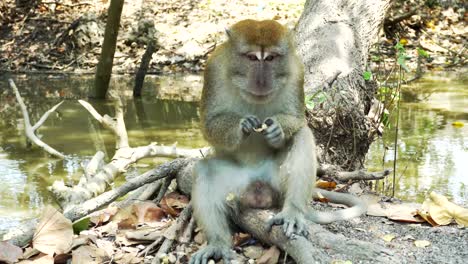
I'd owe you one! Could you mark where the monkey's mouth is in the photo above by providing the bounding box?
[242,89,274,101]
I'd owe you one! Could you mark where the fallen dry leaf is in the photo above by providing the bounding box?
[72,245,107,264]
[381,234,396,242]
[367,202,425,223]
[133,201,166,223]
[33,206,73,255]
[257,245,280,264]
[0,241,23,264]
[18,253,54,264]
[414,240,431,248]
[160,192,189,216]
[233,232,252,247]
[90,206,118,226]
[315,180,337,190]
[117,218,137,230]
[421,192,468,227]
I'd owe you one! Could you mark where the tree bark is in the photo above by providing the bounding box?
[90,0,125,99]
[296,0,391,170]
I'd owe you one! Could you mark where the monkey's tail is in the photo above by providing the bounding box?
[306,189,367,224]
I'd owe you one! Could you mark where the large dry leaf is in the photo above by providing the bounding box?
[257,246,280,264]
[72,245,107,264]
[0,241,23,264]
[366,202,424,223]
[17,253,54,264]
[421,192,468,227]
[33,206,73,255]
[133,201,166,223]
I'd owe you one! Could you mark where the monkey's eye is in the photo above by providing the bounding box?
[264,55,275,61]
[246,54,259,61]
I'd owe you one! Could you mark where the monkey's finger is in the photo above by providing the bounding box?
[283,221,296,238]
[246,116,261,128]
[266,217,283,230]
[201,254,208,264]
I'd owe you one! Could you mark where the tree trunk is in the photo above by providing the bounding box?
[295,0,391,170]
[133,40,158,97]
[90,0,125,99]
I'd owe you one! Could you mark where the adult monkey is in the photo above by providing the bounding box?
[190,19,367,264]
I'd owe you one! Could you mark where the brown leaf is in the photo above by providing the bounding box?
[90,206,118,226]
[71,245,107,264]
[315,180,337,190]
[422,192,468,227]
[257,246,280,264]
[18,253,54,264]
[0,241,23,264]
[163,192,189,209]
[33,206,73,255]
[133,201,166,223]
[233,232,252,247]
[117,218,137,230]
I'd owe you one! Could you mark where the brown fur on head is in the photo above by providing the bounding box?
[227,19,289,47]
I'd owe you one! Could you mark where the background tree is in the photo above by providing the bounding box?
[296,0,390,170]
[91,0,125,99]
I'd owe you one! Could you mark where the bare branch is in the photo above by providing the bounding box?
[31,101,64,131]
[9,79,65,159]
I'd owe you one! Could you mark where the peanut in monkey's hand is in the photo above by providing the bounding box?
[253,123,268,132]
[241,115,262,135]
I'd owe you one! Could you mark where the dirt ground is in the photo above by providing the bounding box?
[0,0,465,75]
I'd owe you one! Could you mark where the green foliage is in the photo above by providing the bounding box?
[395,42,410,72]
[73,217,91,234]
[417,47,429,58]
[363,71,372,81]
[305,91,327,110]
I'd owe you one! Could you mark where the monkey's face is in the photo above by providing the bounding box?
[226,20,293,104]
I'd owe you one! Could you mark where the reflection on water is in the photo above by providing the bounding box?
[0,72,466,236]
[0,74,205,236]
[366,72,468,204]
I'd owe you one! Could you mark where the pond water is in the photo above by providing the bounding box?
[0,72,467,237]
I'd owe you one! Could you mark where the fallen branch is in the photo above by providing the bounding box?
[152,204,193,264]
[50,99,208,208]
[5,158,191,248]
[9,79,65,158]
[238,210,399,263]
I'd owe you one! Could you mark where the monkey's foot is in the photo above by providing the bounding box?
[189,245,234,264]
[266,211,309,238]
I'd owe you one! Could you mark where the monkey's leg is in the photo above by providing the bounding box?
[267,126,317,238]
[190,159,240,264]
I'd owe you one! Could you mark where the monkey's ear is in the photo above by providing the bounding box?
[225,28,232,39]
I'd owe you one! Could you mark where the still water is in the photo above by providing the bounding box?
[0,72,467,236]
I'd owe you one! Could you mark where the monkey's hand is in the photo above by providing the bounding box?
[189,245,234,264]
[266,209,309,239]
[240,115,262,135]
[262,117,285,148]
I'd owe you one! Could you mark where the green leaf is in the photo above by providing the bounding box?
[73,217,91,234]
[363,71,372,81]
[417,48,429,58]
[306,101,315,110]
